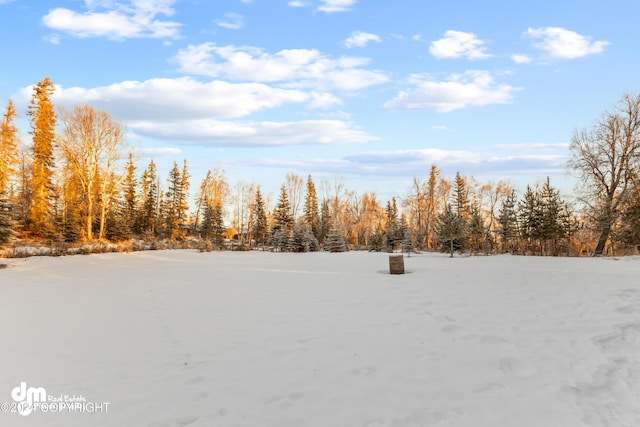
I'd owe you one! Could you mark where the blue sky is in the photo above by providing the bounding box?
[1,0,638,200]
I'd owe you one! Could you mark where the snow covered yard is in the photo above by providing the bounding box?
[0,251,639,427]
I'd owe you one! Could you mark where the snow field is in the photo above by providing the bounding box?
[0,251,639,427]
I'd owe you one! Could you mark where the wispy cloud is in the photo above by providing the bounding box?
[216,12,244,30]
[241,145,568,180]
[384,70,520,112]
[318,0,356,13]
[344,31,381,48]
[287,1,309,7]
[429,30,492,60]
[41,0,181,41]
[511,54,532,64]
[129,119,377,147]
[526,27,609,59]
[174,43,389,91]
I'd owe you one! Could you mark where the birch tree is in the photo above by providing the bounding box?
[57,105,125,240]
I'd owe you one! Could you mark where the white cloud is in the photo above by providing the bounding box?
[384,70,520,112]
[318,0,356,13]
[429,30,492,60]
[526,27,609,59]
[216,12,244,30]
[174,43,389,91]
[41,0,181,40]
[18,78,370,148]
[129,119,377,146]
[344,31,381,48]
[286,0,354,12]
[34,77,312,120]
[511,54,532,64]
[288,1,309,7]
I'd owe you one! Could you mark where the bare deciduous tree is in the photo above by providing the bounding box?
[57,105,125,241]
[569,93,640,255]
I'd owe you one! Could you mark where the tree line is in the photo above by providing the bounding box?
[1,78,639,256]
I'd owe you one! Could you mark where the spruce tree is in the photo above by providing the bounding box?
[27,77,57,237]
[518,185,543,254]
[324,227,347,252]
[252,188,268,248]
[318,199,330,244]
[384,197,400,251]
[139,160,158,236]
[539,177,565,254]
[123,153,138,234]
[164,161,184,240]
[202,200,225,248]
[272,185,293,237]
[0,190,15,248]
[400,215,414,255]
[304,175,319,238]
[496,190,519,253]
[436,204,463,257]
[0,100,19,194]
[451,171,470,251]
[468,203,486,254]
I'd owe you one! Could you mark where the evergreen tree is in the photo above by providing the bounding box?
[123,153,138,234]
[27,77,57,237]
[0,190,15,248]
[318,199,330,244]
[163,161,185,240]
[251,188,268,248]
[468,202,486,254]
[139,160,158,236]
[105,195,131,242]
[367,232,384,252]
[384,197,400,251]
[539,177,565,254]
[272,184,293,235]
[324,227,347,252]
[452,172,470,222]
[518,185,543,254]
[201,200,225,248]
[496,189,519,253]
[400,215,414,255]
[436,204,463,257]
[0,100,19,194]
[451,171,470,251]
[304,175,319,238]
[61,204,82,243]
[286,224,320,253]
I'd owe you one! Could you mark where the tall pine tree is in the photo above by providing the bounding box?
[139,160,158,236]
[304,175,319,238]
[252,188,268,248]
[0,100,19,195]
[28,77,57,237]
